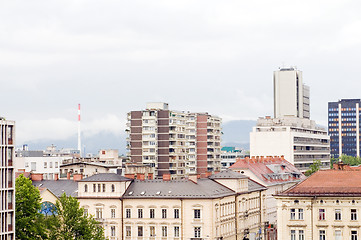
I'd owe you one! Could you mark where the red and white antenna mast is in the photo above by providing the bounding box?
[78,104,82,157]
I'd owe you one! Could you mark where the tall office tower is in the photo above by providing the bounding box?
[126,103,222,179]
[274,67,310,119]
[328,99,361,158]
[0,118,15,239]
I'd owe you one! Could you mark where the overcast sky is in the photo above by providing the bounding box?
[2,0,361,145]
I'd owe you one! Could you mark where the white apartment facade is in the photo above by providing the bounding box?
[0,118,15,239]
[250,116,330,171]
[127,103,222,179]
[15,156,64,180]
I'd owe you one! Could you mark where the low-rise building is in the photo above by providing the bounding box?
[76,170,267,240]
[230,156,305,239]
[275,169,361,240]
[60,162,120,179]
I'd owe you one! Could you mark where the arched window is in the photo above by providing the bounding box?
[111,184,115,192]
[84,184,88,192]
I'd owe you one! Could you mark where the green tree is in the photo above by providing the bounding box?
[15,174,47,240]
[305,159,322,176]
[47,193,105,240]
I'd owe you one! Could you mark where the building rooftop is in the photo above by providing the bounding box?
[32,180,78,197]
[209,169,248,179]
[123,178,235,199]
[277,170,361,197]
[80,173,131,182]
[230,156,305,186]
[61,162,121,168]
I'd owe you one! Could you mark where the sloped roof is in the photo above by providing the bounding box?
[230,157,304,186]
[277,170,361,197]
[32,180,78,197]
[123,178,235,199]
[80,173,131,182]
[209,169,248,179]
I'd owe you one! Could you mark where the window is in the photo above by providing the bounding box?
[84,184,88,192]
[138,226,143,237]
[319,230,325,240]
[352,230,358,240]
[150,226,155,237]
[194,227,201,238]
[84,208,88,216]
[98,184,101,192]
[335,209,341,220]
[162,226,167,237]
[335,230,341,240]
[290,230,296,240]
[55,162,58,168]
[290,209,296,220]
[298,230,304,240]
[138,209,143,218]
[102,184,106,192]
[111,226,116,237]
[93,184,96,192]
[194,209,201,219]
[319,209,325,220]
[174,208,180,219]
[31,162,36,171]
[96,208,102,219]
[126,209,131,218]
[174,226,180,237]
[111,184,115,192]
[49,162,53,168]
[351,209,357,220]
[25,162,29,168]
[162,209,167,218]
[126,226,131,237]
[44,162,47,168]
[298,209,304,220]
[150,209,155,219]
[111,208,116,218]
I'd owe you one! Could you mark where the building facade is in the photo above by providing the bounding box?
[220,147,248,169]
[0,118,15,239]
[276,169,361,240]
[328,99,361,158]
[126,103,222,178]
[274,67,310,119]
[230,156,305,237]
[250,116,330,171]
[75,171,267,240]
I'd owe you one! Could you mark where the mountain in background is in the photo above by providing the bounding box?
[22,120,256,154]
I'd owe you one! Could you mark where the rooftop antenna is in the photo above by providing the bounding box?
[78,104,82,157]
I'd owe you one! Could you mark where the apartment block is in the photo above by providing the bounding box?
[0,118,15,239]
[126,103,222,178]
[274,67,310,119]
[250,116,330,171]
[328,99,361,158]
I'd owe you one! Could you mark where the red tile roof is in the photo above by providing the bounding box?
[230,156,304,185]
[278,170,361,196]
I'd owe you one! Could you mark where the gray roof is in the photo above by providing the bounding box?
[32,180,78,197]
[248,179,267,192]
[209,169,249,179]
[123,178,235,199]
[80,173,131,182]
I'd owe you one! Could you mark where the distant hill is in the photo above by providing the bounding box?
[23,120,256,154]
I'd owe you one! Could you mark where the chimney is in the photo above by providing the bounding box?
[188,174,198,183]
[67,172,71,180]
[205,171,212,178]
[54,173,59,181]
[31,173,43,181]
[73,173,83,181]
[163,174,171,181]
[125,174,135,179]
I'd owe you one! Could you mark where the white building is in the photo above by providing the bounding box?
[250,116,330,171]
[274,67,310,119]
[220,147,248,169]
[0,118,15,239]
[15,156,65,180]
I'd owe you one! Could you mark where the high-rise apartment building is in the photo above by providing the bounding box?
[274,67,310,119]
[0,118,15,239]
[328,99,361,158]
[126,103,222,178]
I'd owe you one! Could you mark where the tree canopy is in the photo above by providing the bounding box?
[304,159,321,176]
